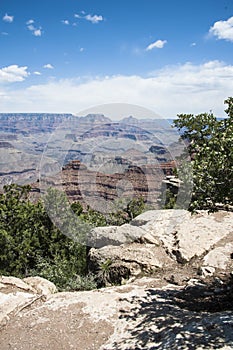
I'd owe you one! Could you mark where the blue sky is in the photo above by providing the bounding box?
[0,0,233,117]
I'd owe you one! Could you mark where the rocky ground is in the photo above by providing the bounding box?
[0,209,233,349]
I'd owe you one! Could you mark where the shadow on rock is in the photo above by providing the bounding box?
[113,279,233,349]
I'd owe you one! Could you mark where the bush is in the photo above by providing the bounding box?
[0,185,146,290]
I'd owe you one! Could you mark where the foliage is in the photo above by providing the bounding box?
[96,259,113,287]
[106,196,146,225]
[173,97,233,211]
[0,184,146,289]
[33,256,97,291]
[0,184,87,289]
[71,196,146,226]
[125,196,146,220]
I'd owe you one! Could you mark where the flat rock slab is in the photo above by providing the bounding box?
[131,210,233,263]
[0,277,232,350]
[0,276,57,327]
[0,291,40,327]
[174,211,233,262]
[87,224,146,248]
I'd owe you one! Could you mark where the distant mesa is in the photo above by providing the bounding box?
[80,122,152,141]
[119,116,139,124]
[78,114,112,124]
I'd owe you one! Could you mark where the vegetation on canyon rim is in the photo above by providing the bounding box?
[172,96,233,212]
[0,184,145,290]
[0,97,232,290]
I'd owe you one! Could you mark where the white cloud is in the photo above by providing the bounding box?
[146,40,167,51]
[62,20,69,25]
[33,29,42,37]
[191,42,196,46]
[0,65,29,83]
[1,61,233,117]
[3,14,14,23]
[80,47,84,52]
[209,16,233,42]
[43,64,54,69]
[26,19,42,36]
[85,14,103,24]
[33,71,41,75]
[26,19,34,25]
[27,24,35,31]
[74,13,104,24]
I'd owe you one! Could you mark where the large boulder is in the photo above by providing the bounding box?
[171,211,233,262]
[131,209,190,257]
[132,210,233,263]
[88,243,174,285]
[88,210,233,284]
[201,242,233,277]
[87,224,147,248]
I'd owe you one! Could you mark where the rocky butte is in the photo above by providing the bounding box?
[0,209,232,349]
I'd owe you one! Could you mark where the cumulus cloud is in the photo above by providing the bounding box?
[0,65,29,83]
[85,14,103,24]
[209,16,233,42]
[146,40,167,50]
[43,64,54,69]
[62,20,69,25]
[33,71,41,75]
[0,61,232,117]
[26,19,42,36]
[3,14,14,23]
[26,19,34,25]
[33,29,42,36]
[74,13,104,24]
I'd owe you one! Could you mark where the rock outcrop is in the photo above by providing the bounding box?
[0,276,232,350]
[0,276,57,328]
[88,210,233,284]
[0,209,233,349]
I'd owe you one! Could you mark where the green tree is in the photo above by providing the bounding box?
[173,97,233,211]
[0,185,147,289]
[0,184,87,289]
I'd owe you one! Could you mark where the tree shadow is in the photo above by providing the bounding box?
[113,280,233,349]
